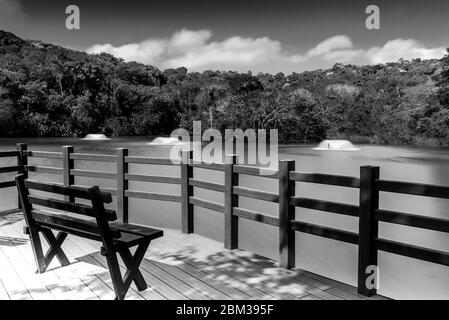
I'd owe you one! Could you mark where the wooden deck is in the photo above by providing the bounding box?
[0,210,387,300]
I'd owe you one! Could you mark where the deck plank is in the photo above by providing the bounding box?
[145,236,276,299]
[0,217,53,300]
[65,236,145,300]
[0,278,10,300]
[70,235,173,300]
[147,260,232,300]
[56,237,109,300]
[208,253,307,299]
[0,244,33,300]
[140,260,212,300]
[0,211,387,300]
[150,255,257,300]
[2,212,84,299]
[1,213,79,300]
[233,249,384,300]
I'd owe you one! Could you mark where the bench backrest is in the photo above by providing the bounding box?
[15,174,120,243]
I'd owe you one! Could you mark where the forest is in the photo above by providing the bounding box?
[1,30,449,145]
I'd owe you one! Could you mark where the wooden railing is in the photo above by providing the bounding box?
[1,143,449,297]
[0,145,24,208]
[0,151,21,188]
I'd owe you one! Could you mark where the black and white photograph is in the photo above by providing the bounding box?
[0,0,449,307]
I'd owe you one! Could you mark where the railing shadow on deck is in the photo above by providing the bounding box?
[0,236,29,247]
[76,245,343,299]
[0,209,26,228]
[0,210,30,246]
[150,247,311,297]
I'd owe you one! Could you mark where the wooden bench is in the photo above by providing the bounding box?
[15,174,163,300]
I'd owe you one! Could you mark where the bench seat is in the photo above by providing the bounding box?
[32,210,163,244]
[110,221,163,239]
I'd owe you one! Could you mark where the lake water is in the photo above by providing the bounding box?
[1,137,449,299]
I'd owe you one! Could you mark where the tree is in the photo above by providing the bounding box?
[436,49,449,107]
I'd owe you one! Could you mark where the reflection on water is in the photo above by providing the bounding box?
[1,137,449,299]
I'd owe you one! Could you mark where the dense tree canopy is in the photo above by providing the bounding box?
[1,30,449,145]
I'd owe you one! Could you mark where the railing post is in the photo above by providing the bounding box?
[16,143,28,209]
[117,148,129,223]
[181,150,193,233]
[279,160,296,269]
[358,165,380,296]
[62,146,74,202]
[224,154,238,249]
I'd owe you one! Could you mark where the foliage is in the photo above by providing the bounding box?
[1,30,449,145]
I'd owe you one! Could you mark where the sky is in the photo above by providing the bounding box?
[0,0,448,73]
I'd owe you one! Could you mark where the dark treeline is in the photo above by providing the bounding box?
[1,30,449,145]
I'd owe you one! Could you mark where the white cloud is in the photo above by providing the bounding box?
[304,35,366,63]
[164,35,286,70]
[88,40,167,65]
[307,35,353,57]
[323,49,365,63]
[87,29,297,72]
[168,29,212,54]
[86,29,446,73]
[365,39,446,64]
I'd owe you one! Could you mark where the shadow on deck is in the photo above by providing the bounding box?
[0,209,387,300]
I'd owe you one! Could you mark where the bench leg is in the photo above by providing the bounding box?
[27,227,47,273]
[105,239,151,300]
[119,240,150,292]
[26,227,69,274]
[41,228,70,267]
[104,249,126,300]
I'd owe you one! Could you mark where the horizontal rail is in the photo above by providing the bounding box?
[375,209,449,233]
[96,187,117,196]
[189,161,225,172]
[189,196,225,213]
[125,173,180,184]
[70,169,116,179]
[0,181,15,188]
[376,238,449,267]
[290,197,359,217]
[0,166,20,173]
[376,179,449,199]
[289,172,360,188]
[70,184,117,197]
[125,156,176,166]
[26,165,63,175]
[189,178,225,192]
[125,190,181,203]
[233,207,279,226]
[290,220,359,244]
[70,153,117,162]
[233,165,278,179]
[0,151,19,158]
[233,186,279,203]
[26,151,62,159]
